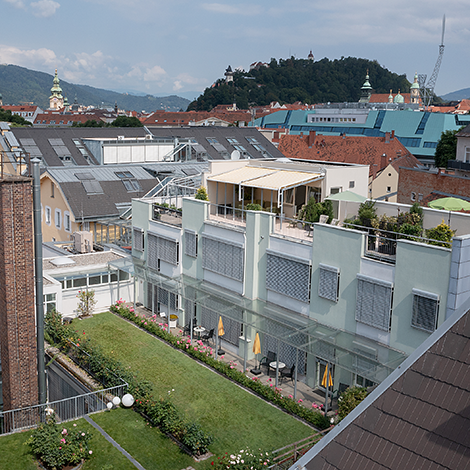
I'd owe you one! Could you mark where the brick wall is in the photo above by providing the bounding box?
[0,177,38,411]
[397,167,470,205]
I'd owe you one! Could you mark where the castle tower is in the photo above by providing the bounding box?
[359,71,373,103]
[49,69,64,110]
[0,176,38,416]
[388,89,394,103]
[410,72,420,104]
[308,50,314,61]
[224,65,234,84]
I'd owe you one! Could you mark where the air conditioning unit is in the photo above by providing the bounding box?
[73,231,93,253]
[145,135,152,140]
[117,135,125,141]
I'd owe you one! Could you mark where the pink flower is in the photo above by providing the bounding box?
[269,383,273,387]
[177,341,180,345]
[89,450,93,455]
[288,395,293,399]
[81,432,85,436]
[313,403,318,408]
[144,322,147,325]
[73,424,77,427]
[298,399,303,403]
[61,428,67,435]
[60,438,66,443]
[59,447,62,450]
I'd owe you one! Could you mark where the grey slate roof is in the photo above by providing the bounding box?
[295,300,470,470]
[46,162,207,220]
[10,127,149,167]
[146,126,283,160]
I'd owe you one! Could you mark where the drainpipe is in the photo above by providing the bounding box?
[32,158,47,405]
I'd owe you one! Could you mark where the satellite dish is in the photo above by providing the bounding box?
[231,150,240,160]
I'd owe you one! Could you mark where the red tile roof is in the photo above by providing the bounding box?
[279,131,420,176]
[141,110,255,126]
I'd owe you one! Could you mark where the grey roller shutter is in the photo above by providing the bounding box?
[411,288,439,333]
[266,250,311,303]
[133,227,144,252]
[355,274,393,331]
[318,264,339,302]
[184,229,197,258]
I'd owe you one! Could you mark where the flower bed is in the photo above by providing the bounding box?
[27,415,92,470]
[111,303,330,431]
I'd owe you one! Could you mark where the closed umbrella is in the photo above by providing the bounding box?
[250,332,262,375]
[217,316,225,355]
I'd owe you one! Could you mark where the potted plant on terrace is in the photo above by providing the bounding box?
[169,314,178,328]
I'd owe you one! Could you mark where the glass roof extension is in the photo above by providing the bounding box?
[133,259,408,384]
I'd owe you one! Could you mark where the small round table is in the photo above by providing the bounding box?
[193,326,205,339]
[270,361,285,370]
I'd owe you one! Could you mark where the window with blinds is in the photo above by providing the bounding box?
[318,264,339,302]
[147,232,179,268]
[411,289,439,333]
[266,250,311,303]
[133,227,144,251]
[201,234,244,281]
[355,274,393,332]
[184,229,198,258]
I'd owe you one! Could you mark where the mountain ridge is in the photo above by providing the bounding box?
[0,64,190,112]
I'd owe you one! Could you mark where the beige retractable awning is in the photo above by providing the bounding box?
[207,166,323,191]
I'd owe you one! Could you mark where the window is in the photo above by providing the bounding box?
[349,181,355,189]
[266,250,311,303]
[330,187,341,195]
[466,147,470,163]
[45,206,51,225]
[202,233,244,281]
[55,209,61,229]
[318,264,339,302]
[147,232,179,268]
[184,229,198,258]
[115,171,134,179]
[43,293,56,313]
[411,289,439,333]
[64,211,71,232]
[115,171,142,192]
[133,227,144,251]
[386,186,392,193]
[51,182,55,198]
[355,274,393,331]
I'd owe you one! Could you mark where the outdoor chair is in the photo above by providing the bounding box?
[280,364,295,383]
[260,351,277,374]
[201,328,214,345]
[183,322,191,336]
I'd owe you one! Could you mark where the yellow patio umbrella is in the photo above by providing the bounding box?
[321,366,333,388]
[250,332,262,375]
[217,316,225,355]
[252,333,261,355]
[218,316,225,337]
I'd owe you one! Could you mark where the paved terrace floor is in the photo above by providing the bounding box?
[132,304,338,418]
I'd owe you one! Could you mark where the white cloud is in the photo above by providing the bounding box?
[143,65,167,82]
[0,45,57,68]
[4,0,26,9]
[173,72,206,91]
[31,0,60,17]
[201,3,262,15]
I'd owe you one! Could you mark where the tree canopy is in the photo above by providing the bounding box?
[187,56,411,111]
[434,129,459,168]
[0,107,32,126]
[72,116,143,128]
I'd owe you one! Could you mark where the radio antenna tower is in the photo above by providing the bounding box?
[418,15,445,110]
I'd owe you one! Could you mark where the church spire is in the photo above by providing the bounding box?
[359,70,373,103]
[49,69,64,110]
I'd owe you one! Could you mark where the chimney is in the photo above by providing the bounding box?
[391,130,395,140]
[381,153,387,169]
[385,132,390,143]
[308,130,316,148]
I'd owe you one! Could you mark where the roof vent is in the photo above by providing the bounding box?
[50,257,76,267]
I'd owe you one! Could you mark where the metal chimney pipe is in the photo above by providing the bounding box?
[32,158,46,405]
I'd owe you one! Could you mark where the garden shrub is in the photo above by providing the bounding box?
[26,414,92,469]
[337,386,368,421]
[425,221,455,247]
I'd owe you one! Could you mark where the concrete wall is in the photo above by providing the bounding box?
[447,234,470,320]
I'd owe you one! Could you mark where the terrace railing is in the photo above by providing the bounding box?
[0,384,127,435]
[207,203,248,227]
[345,223,452,264]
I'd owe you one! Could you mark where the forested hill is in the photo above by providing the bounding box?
[188,57,411,111]
[0,64,190,112]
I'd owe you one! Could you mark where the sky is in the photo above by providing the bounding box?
[1,0,469,100]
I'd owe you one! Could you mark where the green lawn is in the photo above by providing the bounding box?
[78,312,313,456]
[0,417,138,470]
